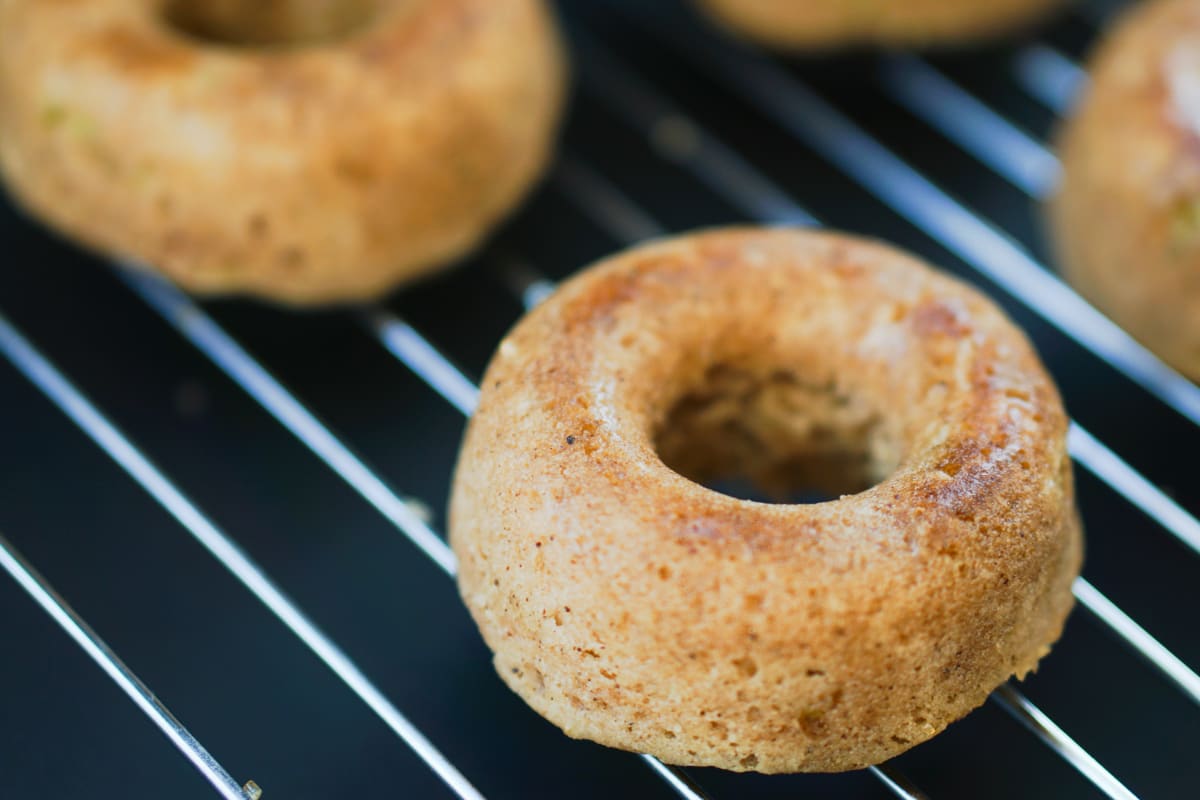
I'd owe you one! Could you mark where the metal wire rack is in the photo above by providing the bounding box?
[2,0,1197,797]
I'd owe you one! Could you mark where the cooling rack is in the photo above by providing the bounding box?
[2,0,1197,797]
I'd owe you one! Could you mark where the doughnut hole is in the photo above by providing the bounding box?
[654,362,903,503]
[163,0,380,47]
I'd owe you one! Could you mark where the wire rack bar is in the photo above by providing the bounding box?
[870,764,932,800]
[558,151,668,238]
[119,267,457,576]
[552,156,664,244]
[499,257,553,309]
[1070,574,1200,706]
[497,253,559,309]
[0,526,253,800]
[1073,577,1200,707]
[639,755,711,800]
[362,307,480,416]
[0,310,486,800]
[992,684,1138,800]
[118,269,706,800]
[886,48,1102,204]
[1011,44,1086,114]
[575,32,817,228]
[574,36,1200,567]
[1067,424,1200,556]
[637,13,1200,430]
[880,55,1061,198]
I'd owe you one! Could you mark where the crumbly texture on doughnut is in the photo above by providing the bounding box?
[450,228,1082,773]
[1051,0,1200,381]
[694,0,1069,49]
[0,0,565,305]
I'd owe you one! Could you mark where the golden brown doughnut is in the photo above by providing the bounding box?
[694,0,1070,49]
[0,0,566,305]
[449,228,1082,773]
[1050,0,1200,381]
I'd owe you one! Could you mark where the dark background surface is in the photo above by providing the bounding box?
[1,0,1195,797]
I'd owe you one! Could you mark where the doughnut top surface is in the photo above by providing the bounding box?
[450,228,1081,773]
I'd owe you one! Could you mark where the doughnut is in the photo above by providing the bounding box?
[0,0,566,305]
[694,0,1069,49]
[1050,0,1200,381]
[450,228,1082,772]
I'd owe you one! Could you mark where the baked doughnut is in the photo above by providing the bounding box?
[694,0,1069,49]
[0,0,565,305]
[1050,0,1200,381]
[450,228,1082,773]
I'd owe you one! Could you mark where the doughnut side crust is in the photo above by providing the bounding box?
[695,0,1069,49]
[0,0,566,304]
[1051,0,1200,381]
[450,228,1082,773]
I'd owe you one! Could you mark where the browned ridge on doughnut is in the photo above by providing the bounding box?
[450,227,1082,773]
[0,0,567,304]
